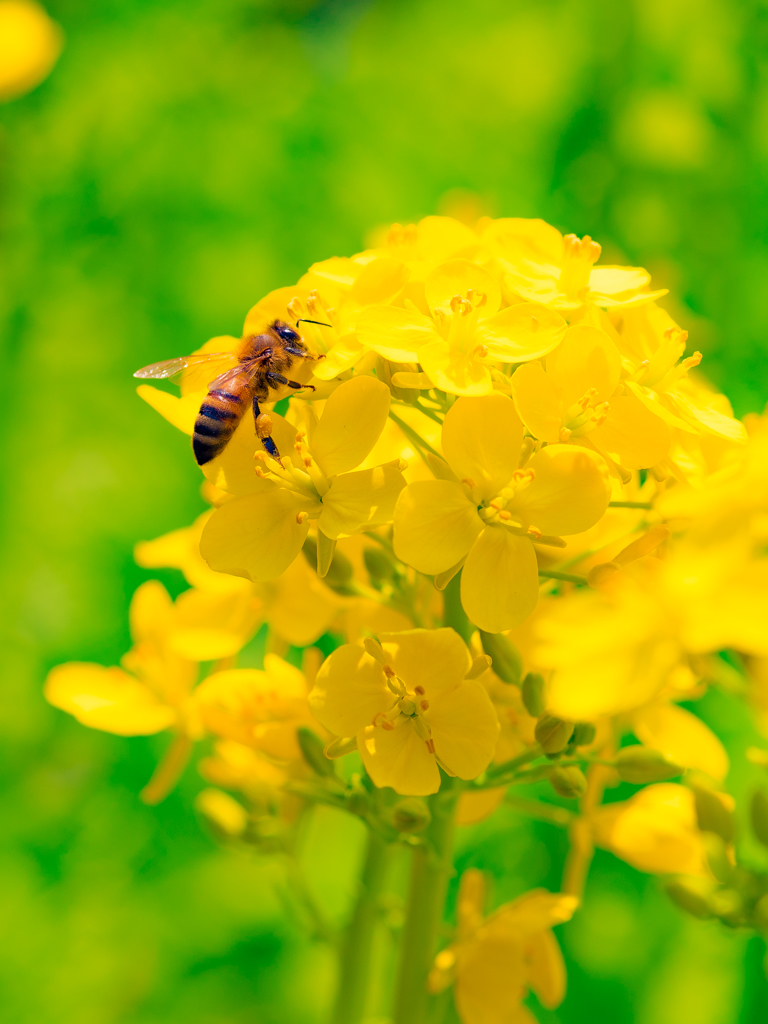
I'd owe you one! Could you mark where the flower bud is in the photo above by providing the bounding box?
[571,722,596,748]
[375,356,421,403]
[702,832,734,884]
[479,631,523,686]
[364,546,396,584]
[391,797,432,833]
[534,714,574,754]
[614,746,682,784]
[195,788,248,840]
[297,727,337,778]
[754,893,768,929]
[549,765,588,799]
[302,536,354,591]
[691,784,735,843]
[708,888,744,927]
[664,877,714,919]
[523,673,547,718]
[750,790,768,848]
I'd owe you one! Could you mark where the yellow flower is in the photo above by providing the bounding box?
[356,258,567,397]
[630,701,728,780]
[429,869,576,1024]
[394,394,610,631]
[482,218,667,311]
[0,1,62,101]
[510,324,671,471]
[194,654,317,762]
[44,581,203,736]
[592,783,710,876]
[199,375,406,582]
[308,628,499,795]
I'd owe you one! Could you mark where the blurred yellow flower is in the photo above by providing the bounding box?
[429,869,577,1024]
[394,394,610,631]
[592,783,710,876]
[309,629,498,795]
[0,1,62,101]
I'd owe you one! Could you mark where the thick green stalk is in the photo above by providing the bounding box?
[331,830,391,1024]
[393,777,461,1024]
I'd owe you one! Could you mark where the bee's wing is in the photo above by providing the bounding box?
[133,352,237,383]
[205,363,254,390]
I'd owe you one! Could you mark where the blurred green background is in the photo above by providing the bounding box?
[2,0,768,1021]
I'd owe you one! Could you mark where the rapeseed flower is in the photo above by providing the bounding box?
[308,628,499,795]
[356,258,567,396]
[199,375,406,582]
[429,869,577,1024]
[394,394,610,631]
[0,1,62,101]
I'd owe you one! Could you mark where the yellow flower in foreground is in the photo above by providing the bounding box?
[483,218,666,311]
[0,1,62,101]
[394,394,610,632]
[429,869,577,1024]
[44,581,197,736]
[309,629,499,795]
[592,783,710,876]
[511,324,671,470]
[356,258,567,396]
[199,375,406,581]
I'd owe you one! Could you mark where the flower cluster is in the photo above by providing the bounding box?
[45,214,768,1022]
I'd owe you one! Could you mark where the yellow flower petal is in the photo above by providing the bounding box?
[355,304,437,362]
[319,463,406,538]
[509,361,563,442]
[426,679,499,778]
[168,588,262,661]
[442,394,524,500]
[456,787,506,825]
[589,394,671,469]
[243,286,310,336]
[632,703,729,780]
[312,333,366,380]
[524,931,567,1010]
[394,480,481,575]
[309,643,391,736]
[200,489,312,582]
[44,663,176,736]
[475,303,567,362]
[202,409,298,495]
[262,556,341,647]
[137,385,206,436]
[588,266,650,297]
[379,627,472,694]
[425,259,500,316]
[129,580,174,645]
[545,325,621,405]
[311,376,391,478]
[418,339,492,397]
[481,217,564,266]
[510,446,609,535]
[350,256,409,305]
[455,934,529,1024]
[0,0,62,101]
[416,215,480,263]
[359,721,441,796]
[461,527,539,632]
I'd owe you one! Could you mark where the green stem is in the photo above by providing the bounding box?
[389,410,441,459]
[441,571,472,643]
[538,569,588,585]
[331,830,391,1024]
[393,776,462,1024]
[608,501,652,509]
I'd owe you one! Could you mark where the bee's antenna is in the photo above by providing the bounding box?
[295,318,332,329]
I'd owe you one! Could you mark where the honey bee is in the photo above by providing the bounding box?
[134,319,325,466]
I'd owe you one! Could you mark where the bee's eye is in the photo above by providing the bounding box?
[272,319,301,343]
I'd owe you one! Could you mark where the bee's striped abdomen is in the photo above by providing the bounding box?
[192,387,247,465]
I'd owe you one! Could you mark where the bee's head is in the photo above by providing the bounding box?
[271,320,302,345]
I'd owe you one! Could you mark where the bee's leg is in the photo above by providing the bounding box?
[253,396,283,466]
[267,372,316,392]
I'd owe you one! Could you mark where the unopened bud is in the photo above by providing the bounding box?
[614,746,682,784]
[709,887,744,927]
[302,536,353,591]
[549,765,588,799]
[754,893,768,929]
[479,631,523,686]
[691,784,736,843]
[702,832,734,884]
[571,722,597,748]
[391,797,432,833]
[297,727,337,778]
[535,714,574,754]
[375,356,421,403]
[750,789,768,848]
[195,788,248,840]
[324,735,358,759]
[664,876,714,919]
[522,672,547,718]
